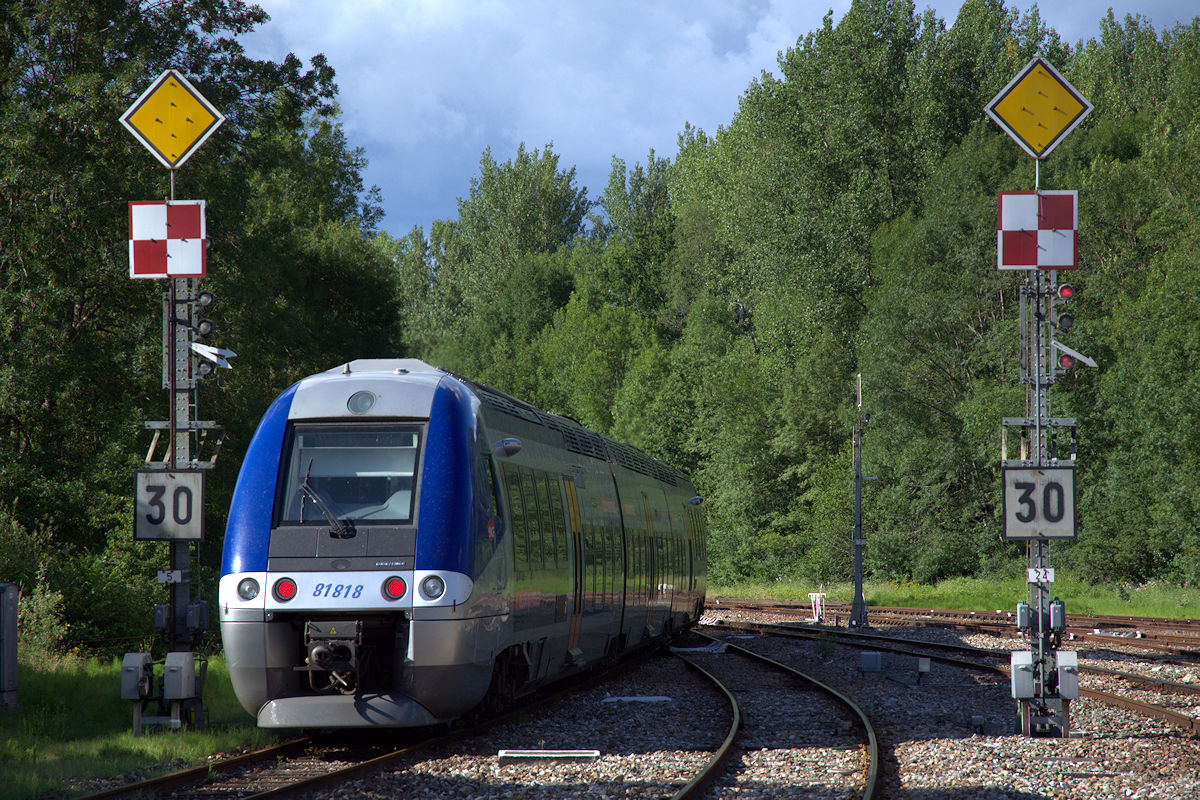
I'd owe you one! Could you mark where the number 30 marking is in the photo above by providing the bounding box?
[144,484,193,526]
[135,471,204,541]
[1003,467,1075,540]
[1013,481,1065,524]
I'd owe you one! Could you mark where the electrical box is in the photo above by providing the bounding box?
[1016,601,1030,631]
[1056,650,1079,700]
[1050,599,1066,632]
[186,599,209,633]
[1,584,17,710]
[164,651,196,699]
[1010,650,1034,698]
[154,602,169,633]
[121,653,153,700]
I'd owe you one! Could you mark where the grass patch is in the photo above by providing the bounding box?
[0,651,279,800]
[709,576,1200,620]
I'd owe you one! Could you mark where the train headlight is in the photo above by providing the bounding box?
[382,576,407,601]
[272,577,298,602]
[347,390,376,414]
[420,575,445,601]
[236,577,260,601]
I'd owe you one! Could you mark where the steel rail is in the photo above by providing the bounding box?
[669,652,743,800]
[234,661,644,800]
[712,618,1200,696]
[76,737,313,800]
[683,631,880,800]
[707,618,1200,739]
[79,654,645,800]
[712,600,1200,649]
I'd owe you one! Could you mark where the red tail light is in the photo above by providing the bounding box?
[382,576,407,601]
[272,577,298,602]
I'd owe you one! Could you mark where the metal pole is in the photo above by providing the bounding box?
[167,172,191,654]
[849,376,868,629]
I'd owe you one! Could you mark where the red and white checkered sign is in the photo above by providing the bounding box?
[997,190,1077,270]
[128,200,207,278]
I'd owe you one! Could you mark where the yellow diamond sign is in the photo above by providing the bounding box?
[986,57,1092,159]
[120,70,224,169]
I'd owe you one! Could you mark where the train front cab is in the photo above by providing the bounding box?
[220,366,505,728]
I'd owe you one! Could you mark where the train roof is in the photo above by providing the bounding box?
[320,359,687,487]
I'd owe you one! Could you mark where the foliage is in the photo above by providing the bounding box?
[5,1,1200,658]
[402,2,1200,594]
[0,0,400,653]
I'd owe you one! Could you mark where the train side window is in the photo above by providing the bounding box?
[604,525,614,599]
[519,468,543,570]
[504,467,528,577]
[486,457,501,516]
[600,522,609,604]
[585,525,598,612]
[534,472,554,569]
[547,477,567,568]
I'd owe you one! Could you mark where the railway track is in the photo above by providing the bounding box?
[710,598,1200,658]
[78,637,881,800]
[703,616,1200,738]
[671,631,879,799]
[77,655,649,800]
[76,722,495,799]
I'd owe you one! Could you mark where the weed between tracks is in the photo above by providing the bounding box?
[0,651,277,800]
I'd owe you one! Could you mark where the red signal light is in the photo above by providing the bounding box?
[272,577,298,602]
[382,576,407,601]
[1057,283,1074,300]
[1058,353,1076,370]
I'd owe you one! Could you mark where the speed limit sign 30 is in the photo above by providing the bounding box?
[135,470,204,541]
[1002,466,1076,540]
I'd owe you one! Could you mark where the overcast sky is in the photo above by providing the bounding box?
[241,1,1198,239]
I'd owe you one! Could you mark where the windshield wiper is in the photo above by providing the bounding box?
[298,459,356,539]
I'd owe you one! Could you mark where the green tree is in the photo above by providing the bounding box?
[0,0,398,651]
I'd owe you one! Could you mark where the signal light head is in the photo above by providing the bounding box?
[1057,283,1074,301]
[1058,353,1076,370]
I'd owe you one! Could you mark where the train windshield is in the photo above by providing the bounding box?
[277,424,422,526]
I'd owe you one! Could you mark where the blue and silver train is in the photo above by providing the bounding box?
[219,359,707,728]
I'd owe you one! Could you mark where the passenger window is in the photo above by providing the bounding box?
[548,478,568,567]
[534,473,554,569]
[519,469,542,570]
[505,467,527,576]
